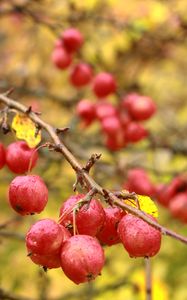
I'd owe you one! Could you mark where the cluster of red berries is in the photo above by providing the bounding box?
[0,140,161,284]
[25,194,161,284]
[76,93,156,151]
[123,167,187,224]
[156,175,187,223]
[52,28,93,88]
[51,28,156,151]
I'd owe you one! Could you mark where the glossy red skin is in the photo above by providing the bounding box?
[124,168,155,197]
[93,72,116,98]
[123,94,156,121]
[29,252,61,269]
[62,28,84,52]
[59,194,105,236]
[26,219,70,255]
[6,141,38,174]
[61,235,105,284]
[97,207,126,246]
[52,47,72,69]
[95,102,118,121]
[118,214,161,258]
[169,193,187,223]
[125,122,148,143]
[0,143,6,169]
[101,116,122,136]
[9,175,48,215]
[70,63,93,87]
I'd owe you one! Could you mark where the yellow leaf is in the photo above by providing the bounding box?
[12,113,41,148]
[124,194,158,219]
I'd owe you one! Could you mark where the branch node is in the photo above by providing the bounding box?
[102,189,114,206]
[83,153,102,173]
[56,127,69,135]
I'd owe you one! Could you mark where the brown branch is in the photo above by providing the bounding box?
[0,92,187,245]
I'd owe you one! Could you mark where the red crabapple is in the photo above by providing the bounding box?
[95,102,118,120]
[122,94,156,121]
[9,175,48,215]
[97,206,125,246]
[125,122,148,143]
[59,194,105,236]
[26,219,69,255]
[92,72,116,98]
[124,168,155,197]
[121,93,139,110]
[6,141,38,174]
[52,46,72,69]
[61,235,105,284]
[118,214,161,257]
[169,193,187,223]
[62,28,84,52]
[76,99,96,125]
[0,143,6,169]
[70,63,93,87]
[101,116,122,136]
[105,132,126,151]
[28,252,61,269]
[156,176,187,207]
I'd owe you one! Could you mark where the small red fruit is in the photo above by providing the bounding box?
[26,219,69,255]
[124,168,155,197]
[29,252,61,269]
[101,116,122,136]
[70,63,93,87]
[59,194,105,236]
[122,94,156,121]
[97,206,125,246]
[9,175,48,215]
[61,235,105,284]
[0,143,6,169]
[118,214,161,258]
[52,46,72,69]
[76,99,96,126]
[62,28,84,52]
[6,141,38,174]
[93,72,116,98]
[156,176,187,207]
[125,122,148,143]
[121,93,139,109]
[105,131,126,151]
[95,102,117,121]
[169,193,187,223]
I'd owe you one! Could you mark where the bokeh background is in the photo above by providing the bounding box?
[0,0,187,299]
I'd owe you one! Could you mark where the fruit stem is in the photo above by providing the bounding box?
[145,257,152,300]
